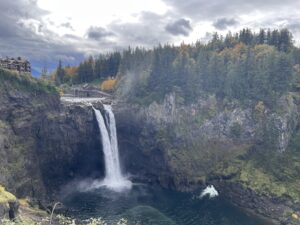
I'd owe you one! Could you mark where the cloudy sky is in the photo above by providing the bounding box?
[1,0,300,74]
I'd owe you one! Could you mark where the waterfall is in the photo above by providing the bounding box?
[93,105,131,192]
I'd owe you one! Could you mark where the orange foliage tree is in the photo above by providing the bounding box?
[64,66,78,83]
[101,78,117,91]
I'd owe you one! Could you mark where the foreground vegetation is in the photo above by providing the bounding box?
[1,217,129,225]
[0,68,58,95]
[0,186,130,225]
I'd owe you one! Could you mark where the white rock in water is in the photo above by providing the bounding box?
[200,185,219,199]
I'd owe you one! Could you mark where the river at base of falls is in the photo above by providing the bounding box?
[62,184,273,225]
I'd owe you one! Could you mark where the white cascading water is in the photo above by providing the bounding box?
[93,105,132,192]
[200,185,219,199]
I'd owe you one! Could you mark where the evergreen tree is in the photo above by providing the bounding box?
[279,29,293,52]
[258,29,266,44]
[56,60,65,85]
[272,53,292,93]
[41,64,48,80]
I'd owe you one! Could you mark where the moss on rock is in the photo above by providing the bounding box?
[214,144,300,203]
[0,185,17,203]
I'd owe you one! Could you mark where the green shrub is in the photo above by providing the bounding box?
[230,122,242,138]
[0,68,58,95]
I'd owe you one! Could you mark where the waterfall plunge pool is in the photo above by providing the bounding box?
[61,183,273,225]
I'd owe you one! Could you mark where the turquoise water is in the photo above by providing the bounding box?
[62,184,272,225]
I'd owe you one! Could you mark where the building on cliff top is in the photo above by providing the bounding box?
[0,57,31,74]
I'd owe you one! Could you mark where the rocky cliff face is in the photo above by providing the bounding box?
[114,92,300,223]
[36,101,104,197]
[0,82,58,199]
[0,74,105,202]
[116,93,298,184]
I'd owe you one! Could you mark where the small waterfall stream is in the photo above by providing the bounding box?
[93,105,131,191]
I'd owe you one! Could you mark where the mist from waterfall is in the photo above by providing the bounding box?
[93,105,132,192]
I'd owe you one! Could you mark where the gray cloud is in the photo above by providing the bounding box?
[107,11,175,47]
[63,34,82,40]
[0,0,47,18]
[2,0,300,74]
[283,18,300,33]
[165,18,192,36]
[0,0,45,38]
[162,0,300,20]
[60,22,74,30]
[0,0,176,70]
[0,0,85,70]
[86,26,114,40]
[213,18,239,30]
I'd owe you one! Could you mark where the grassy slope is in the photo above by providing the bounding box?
[0,68,58,95]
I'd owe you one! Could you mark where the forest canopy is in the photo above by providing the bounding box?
[53,28,300,106]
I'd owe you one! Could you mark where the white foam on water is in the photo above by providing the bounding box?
[200,185,219,199]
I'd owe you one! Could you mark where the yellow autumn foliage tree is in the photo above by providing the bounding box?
[101,79,117,91]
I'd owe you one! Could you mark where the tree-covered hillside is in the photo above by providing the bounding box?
[54,28,300,107]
